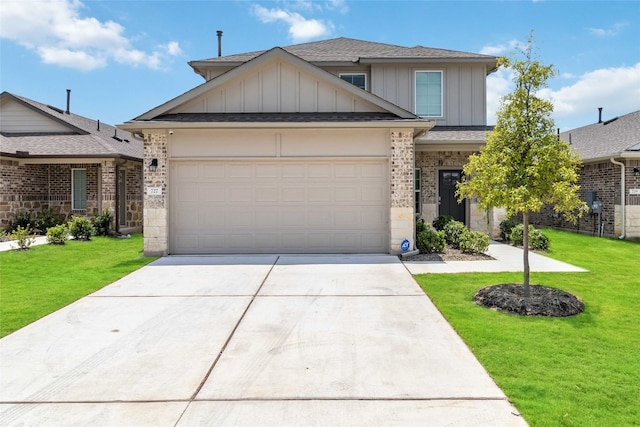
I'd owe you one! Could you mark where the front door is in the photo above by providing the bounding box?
[439,170,465,224]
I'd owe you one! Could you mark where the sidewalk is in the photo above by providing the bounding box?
[0,236,49,252]
[403,240,588,274]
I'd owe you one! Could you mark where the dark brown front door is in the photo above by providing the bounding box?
[439,170,465,224]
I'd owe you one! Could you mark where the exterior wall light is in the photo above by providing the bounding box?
[149,158,158,172]
[633,167,640,177]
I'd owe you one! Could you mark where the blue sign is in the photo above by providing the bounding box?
[401,239,410,252]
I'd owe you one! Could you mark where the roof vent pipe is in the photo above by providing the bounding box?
[65,89,71,114]
[217,30,223,57]
[97,120,100,131]
[598,107,603,123]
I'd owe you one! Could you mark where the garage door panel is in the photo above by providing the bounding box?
[171,160,388,254]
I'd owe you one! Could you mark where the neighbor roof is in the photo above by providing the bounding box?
[0,92,142,160]
[190,37,497,67]
[560,110,640,161]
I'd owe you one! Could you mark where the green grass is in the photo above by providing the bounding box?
[0,234,156,337]
[414,230,640,426]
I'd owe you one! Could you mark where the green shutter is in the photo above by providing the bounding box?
[72,169,87,210]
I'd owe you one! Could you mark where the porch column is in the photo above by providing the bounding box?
[389,130,415,254]
[101,160,117,216]
[144,131,168,256]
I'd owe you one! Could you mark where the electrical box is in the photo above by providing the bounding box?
[585,191,597,214]
[592,200,603,215]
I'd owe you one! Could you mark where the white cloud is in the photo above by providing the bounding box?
[251,4,334,42]
[0,0,181,71]
[480,39,522,56]
[486,63,640,128]
[588,22,628,37]
[326,0,349,14]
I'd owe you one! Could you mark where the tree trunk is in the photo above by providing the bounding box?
[523,211,530,297]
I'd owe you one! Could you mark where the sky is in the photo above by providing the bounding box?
[1,0,639,131]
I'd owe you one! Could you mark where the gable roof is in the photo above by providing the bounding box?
[560,110,640,161]
[190,37,497,68]
[127,47,427,126]
[0,92,142,161]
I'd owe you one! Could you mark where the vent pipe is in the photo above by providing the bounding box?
[217,30,223,57]
[598,107,603,124]
[65,89,71,114]
[97,120,100,131]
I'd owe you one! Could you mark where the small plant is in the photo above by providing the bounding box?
[68,216,94,241]
[0,228,7,241]
[9,211,35,232]
[416,228,446,253]
[459,230,490,254]
[10,225,36,250]
[432,215,454,231]
[46,224,68,245]
[35,208,64,232]
[530,228,550,251]
[499,218,518,241]
[443,220,467,249]
[93,209,114,236]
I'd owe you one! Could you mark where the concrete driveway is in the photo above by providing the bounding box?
[1,255,527,426]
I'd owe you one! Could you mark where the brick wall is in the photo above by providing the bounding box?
[0,160,48,227]
[143,132,169,255]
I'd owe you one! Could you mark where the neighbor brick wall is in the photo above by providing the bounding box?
[0,160,48,227]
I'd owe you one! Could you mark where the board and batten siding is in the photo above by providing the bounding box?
[0,99,70,133]
[174,58,386,115]
[370,63,488,126]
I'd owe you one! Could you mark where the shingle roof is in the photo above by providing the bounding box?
[559,110,640,161]
[192,37,496,64]
[421,126,493,142]
[0,92,142,160]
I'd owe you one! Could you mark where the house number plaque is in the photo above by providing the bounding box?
[147,187,162,195]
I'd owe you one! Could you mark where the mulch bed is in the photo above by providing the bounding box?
[402,245,494,262]
[474,283,585,317]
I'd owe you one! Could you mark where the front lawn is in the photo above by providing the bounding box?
[0,234,156,337]
[415,230,640,427]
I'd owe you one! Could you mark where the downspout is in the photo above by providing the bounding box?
[610,158,626,239]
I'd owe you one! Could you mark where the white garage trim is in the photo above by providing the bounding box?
[170,159,389,254]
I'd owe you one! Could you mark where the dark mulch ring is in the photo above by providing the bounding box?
[474,283,585,317]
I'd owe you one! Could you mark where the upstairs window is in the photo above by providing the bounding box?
[72,169,87,210]
[339,73,367,90]
[415,70,443,117]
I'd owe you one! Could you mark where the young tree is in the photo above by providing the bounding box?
[457,33,587,296]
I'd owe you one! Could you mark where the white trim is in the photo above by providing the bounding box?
[338,72,367,90]
[71,168,87,210]
[414,70,444,118]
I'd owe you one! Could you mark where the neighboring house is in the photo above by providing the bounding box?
[119,37,500,255]
[0,91,144,233]
[529,110,640,239]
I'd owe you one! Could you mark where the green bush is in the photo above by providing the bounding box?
[10,225,36,250]
[9,211,34,232]
[46,224,68,245]
[416,217,427,235]
[459,230,490,254]
[93,210,114,236]
[416,228,446,253]
[68,216,94,241]
[35,208,64,232]
[443,220,467,249]
[499,218,518,241]
[530,228,550,251]
[432,215,454,231]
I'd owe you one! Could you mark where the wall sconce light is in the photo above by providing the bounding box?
[634,167,640,177]
[149,158,158,172]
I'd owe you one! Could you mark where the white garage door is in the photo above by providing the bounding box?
[170,160,389,254]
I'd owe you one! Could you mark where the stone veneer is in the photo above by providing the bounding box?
[389,130,415,253]
[143,132,169,256]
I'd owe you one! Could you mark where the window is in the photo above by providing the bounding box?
[415,168,422,214]
[72,169,87,210]
[339,73,367,90]
[415,70,443,117]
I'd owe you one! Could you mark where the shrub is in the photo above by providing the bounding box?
[93,210,114,236]
[459,230,490,254]
[35,208,64,232]
[432,215,454,231]
[499,218,518,241]
[9,211,34,232]
[443,220,468,249]
[416,217,427,235]
[530,228,550,251]
[509,224,526,246]
[46,224,68,245]
[10,225,36,250]
[68,216,94,240]
[416,228,446,253]
[0,228,7,241]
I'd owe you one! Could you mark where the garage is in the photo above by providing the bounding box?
[170,159,389,254]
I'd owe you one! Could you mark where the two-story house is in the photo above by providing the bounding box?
[119,37,499,256]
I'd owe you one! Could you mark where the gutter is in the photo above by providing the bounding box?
[610,158,626,239]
